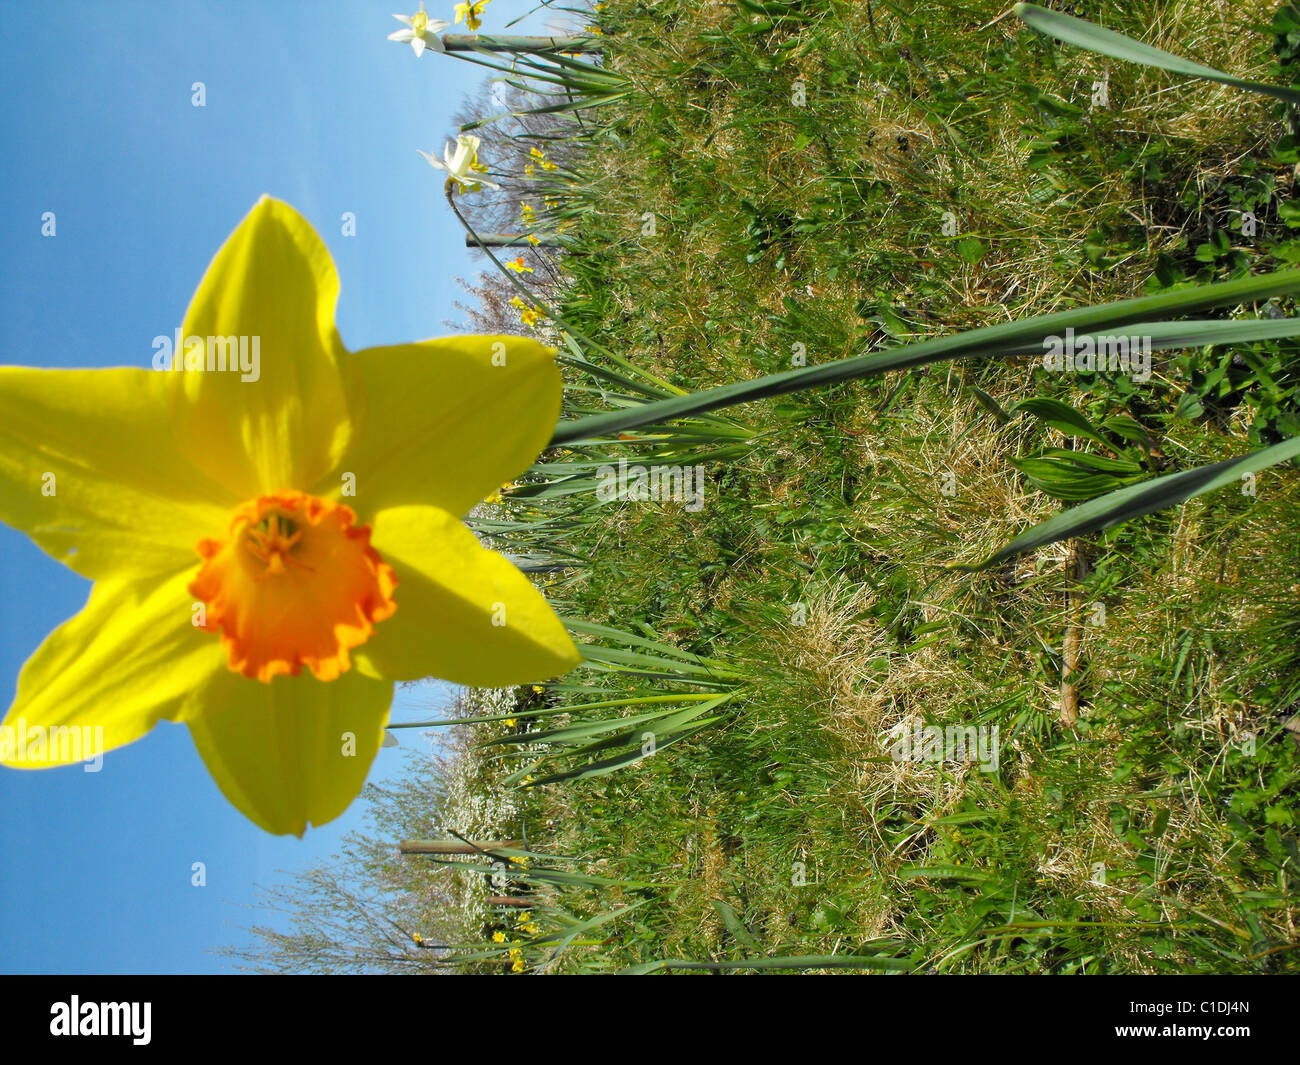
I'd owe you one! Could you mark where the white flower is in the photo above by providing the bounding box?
[388,2,449,57]
[419,134,501,193]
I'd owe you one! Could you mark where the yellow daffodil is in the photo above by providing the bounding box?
[0,197,580,835]
[419,134,500,194]
[454,0,491,31]
[529,149,558,172]
[505,256,533,275]
[388,3,450,56]
[509,298,543,328]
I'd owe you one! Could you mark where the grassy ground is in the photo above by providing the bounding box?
[239,0,1300,973]
[486,0,1300,973]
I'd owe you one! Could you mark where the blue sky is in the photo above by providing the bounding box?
[0,0,570,974]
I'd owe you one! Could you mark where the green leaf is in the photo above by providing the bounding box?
[1011,397,1113,448]
[1015,3,1300,105]
[959,435,1300,571]
[551,270,1300,444]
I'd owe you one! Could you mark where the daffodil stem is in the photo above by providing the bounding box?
[399,839,521,854]
[546,270,1300,445]
[440,33,603,54]
[464,232,563,248]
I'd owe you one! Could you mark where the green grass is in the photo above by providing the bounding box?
[234,0,1300,974]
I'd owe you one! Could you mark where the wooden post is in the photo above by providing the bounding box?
[441,33,603,54]
[399,839,522,855]
[485,896,533,908]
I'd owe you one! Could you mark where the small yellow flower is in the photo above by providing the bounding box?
[531,684,544,693]
[526,234,541,247]
[524,164,536,177]
[412,932,424,944]
[511,957,526,972]
[504,718,516,727]
[505,256,534,274]
[492,931,506,943]
[509,855,530,867]
[454,0,491,32]
[509,297,543,327]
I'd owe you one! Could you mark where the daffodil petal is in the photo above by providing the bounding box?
[320,336,560,520]
[0,366,235,578]
[0,569,224,767]
[186,670,392,836]
[355,504,580,685]
[170,197,352,499]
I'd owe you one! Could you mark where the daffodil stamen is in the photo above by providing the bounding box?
[190,491,398,683]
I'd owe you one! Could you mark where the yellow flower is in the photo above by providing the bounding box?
[526,234,541,247]
[509,297,543,327]
[454,0,491,31]
[492,931,506,943]
[0,197,581,835]
[505,256,533,275]
[509,855,530,867]
[529,149,559,173]
[504,718,516,727]
[531,684,544,693]
[412,933,424,944]
[524,164,536,177]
